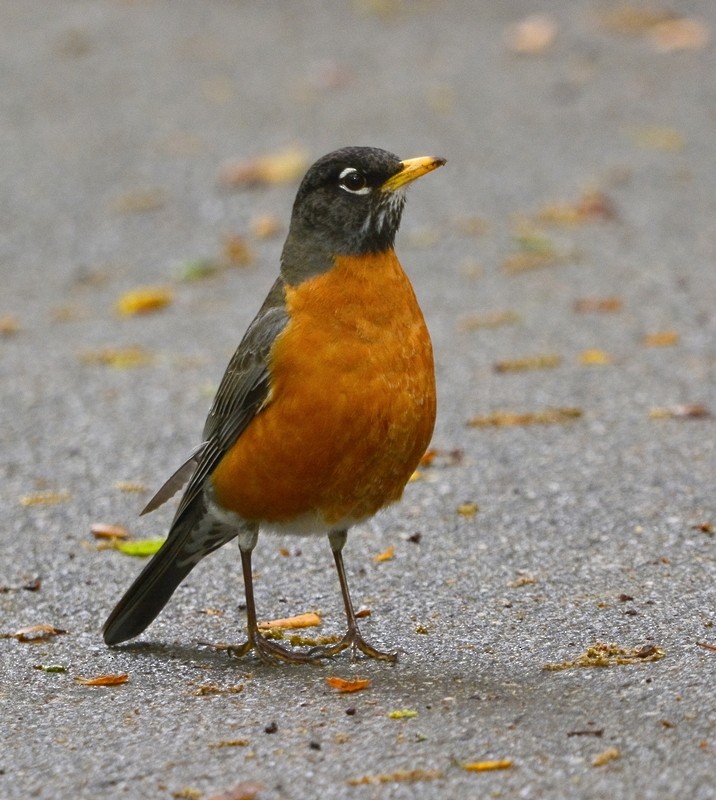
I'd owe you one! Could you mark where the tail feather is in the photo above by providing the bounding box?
[103,496,235,645]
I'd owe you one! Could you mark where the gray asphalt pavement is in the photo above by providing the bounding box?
[1,2,714,798]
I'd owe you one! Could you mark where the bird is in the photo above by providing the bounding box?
[103,146,445,664]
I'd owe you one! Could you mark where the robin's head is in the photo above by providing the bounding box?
[281,146,445,283]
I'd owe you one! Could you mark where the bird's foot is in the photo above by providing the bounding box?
[227,633,327,666]
[308,628,397,663]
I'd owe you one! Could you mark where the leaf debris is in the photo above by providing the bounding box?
[462,759,513,772]
[326,676,371,693]
[20,491,71,507]
[544,642,665,671]
[494,353,561,373]
[116,286,173,316]
[592,747,621,767]
[75,673,129,686]
[220,144,309,188]
[4,625,67,643]
[347,769,442,786]
[467,407,582,428]
[373,544,395,563]
[257,611,321,630]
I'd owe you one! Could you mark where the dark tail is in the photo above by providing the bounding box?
[103,495,235,645]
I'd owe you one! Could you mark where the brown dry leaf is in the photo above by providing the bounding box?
[373,544,395,563]
[257,611,321,630]
[208,739,250,748]
[544,641,665,671]
[113,188,166,213]
[504,14,557,54]
[649,404,711,420]
[643,330,679,347]
[574,297,623,313]
[116,286,173,316]
[220,144,309,188]
[460,310,520,331]
[172,789,202,800]
[508,572,537,588]
[0,315,20,335]
[75,673,129,686]
[462,759,513,772]
[81,346,154,368]
[9,625,67,643]
[326,676,371,693]
[535,189,617,226]
[592,747,621,767]
[579,349,613,366]
[494,354,561,373]
[222,234,254,267]
[630,127,685,151]
[696,641,716,652]
[457,502,479,518]
[90,522,131,540]
[648,17,710,51]
[207,782,263,800]
[348,769,442,786]
[467,407,582,428]
[250,214,283,239]
[20,490,71,507]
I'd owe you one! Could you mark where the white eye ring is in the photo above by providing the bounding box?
[338,167,371,195]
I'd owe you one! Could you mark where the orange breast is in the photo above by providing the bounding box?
[210,250,436,526]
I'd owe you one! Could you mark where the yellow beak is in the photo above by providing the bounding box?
[381,155,446,192]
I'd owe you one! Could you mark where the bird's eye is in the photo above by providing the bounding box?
[338,167,370,194]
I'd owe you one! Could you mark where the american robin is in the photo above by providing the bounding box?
[103,146,445,664]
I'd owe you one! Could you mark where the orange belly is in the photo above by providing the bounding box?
[210,251,436,527]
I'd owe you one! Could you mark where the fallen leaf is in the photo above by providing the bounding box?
[33,663,68,673]
[462,759,513,772]
[592,747,621,767]
[114,481,148,493]
[113,188,166,213]
[467,407,582,428]
[457,502,479,518]
[81,346,154,368]
[508,572,537,588]
[20,491,71,507]
[75,673,129,686]
[494,354,561,372]
[172,789,202,800]
[113,538,166,557]
[326,676,371,693]
[222,234,254,267]
[535,189,617,226]
[649,404,711,420]
[90,522,131,540]
[574,297,623,313]
[504,14,557,54]
[347,769,442,786]
[373,544,395,563]
[696,641,716,653]
[388,709,418,719]
[208,739,250,748]
[643,330,679,347]
[579,349,613,366]
[116,286,173,316]
[0,315,20,335]
[257,611,321,630]
[544,641,665,671]
[692,522,713,534]
[598,7,673,36]
[648,17,710,51]
[250,214,283,239]
[220,144,309,188]
[7,625,67,643]
[459,310,520,331]
[177,259,222,282]
[193,683,244,696]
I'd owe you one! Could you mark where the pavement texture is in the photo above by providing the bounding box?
[1,2,715,798]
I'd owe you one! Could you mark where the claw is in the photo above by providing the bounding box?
[227,634,327,666]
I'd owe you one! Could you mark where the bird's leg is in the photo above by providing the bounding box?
[310,530,397,662]
[228,527,324,665]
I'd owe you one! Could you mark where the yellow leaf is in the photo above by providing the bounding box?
[220,144,309,188]
[114,538,166,557]
[463,759,513,772]
[388,709,417,719]
[116,286,173,316]
[20,490,71,507]
[258,612,321,630]
[579,349,612,366]
[457,502,479,518]
[373,544,395,563]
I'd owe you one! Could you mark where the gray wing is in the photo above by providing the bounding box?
[144,277,289,524]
